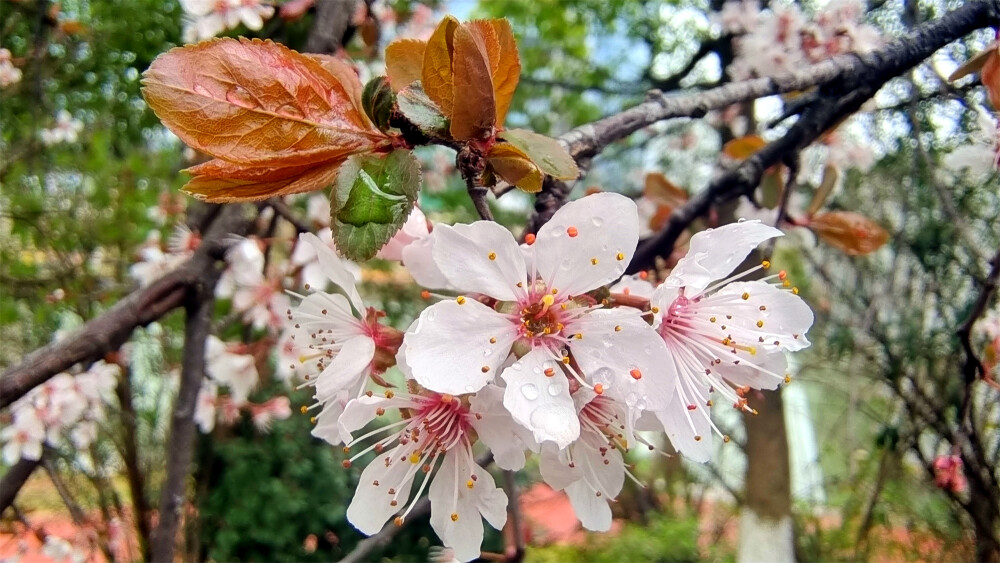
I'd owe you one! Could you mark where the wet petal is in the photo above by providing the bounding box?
[300,232,364,312]
[533,193,639,296]
[665,221,782,295]
[431,222,527,301]
[500,349,579,449]
[346,444,418,534]
[404,300,519,395]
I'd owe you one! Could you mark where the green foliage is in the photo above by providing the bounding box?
[332,149,422,261]
[526,511,710,563]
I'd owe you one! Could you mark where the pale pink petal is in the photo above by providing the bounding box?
[469,385,537,471]
[431,222,527,301]
[310,391,352,445]
[346,444,417,534]
[566,308,675,411]
[653,390,713,462]
[565,479,612,531]
[403,300,519,395]
[609,274,656,299]
[429,450,506,562]
[532,193,638,296]
[377,206,429,261]
[500,349,579,448]
[665,221,782,294]
[300,232,364,312]
[713,281,813,351]
[538,446,581,491]
[401,233,453,290]
[313,336,376,402]
[336,395,391,440]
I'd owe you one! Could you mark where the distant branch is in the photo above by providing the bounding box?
[957,247,1000,387]
[0,457,41,514]
[529,0,1000,233]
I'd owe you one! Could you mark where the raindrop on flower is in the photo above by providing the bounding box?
[521,384,539,400]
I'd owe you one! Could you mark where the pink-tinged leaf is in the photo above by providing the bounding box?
[142,37,385,167]
[808,211,889,255]
[182,158,345,202]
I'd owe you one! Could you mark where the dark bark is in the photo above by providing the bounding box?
[0,457,41,514]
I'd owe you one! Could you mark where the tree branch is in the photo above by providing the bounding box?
[957,247,1000,386]
[150,269,220,563]
[528,0,1000,232]
[628,0,999,271]
[0,205,250,408]
[0,456,41,515]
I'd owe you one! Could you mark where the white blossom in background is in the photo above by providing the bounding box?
[645,221,813,461]
[129,227,194,287]
[40,110,84,146]
[205,335,259,405]
[941,107,1000,183]
[41,536,86,563]
[0,48,22,88]
[180,0,275,43]
[376,206,430,261]
[1,362,119,464]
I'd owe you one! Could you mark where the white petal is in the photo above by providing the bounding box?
[666,221,782,294]
[653,390,713,463]
[712,348,788,390]
[401,233,454,290]
[336,395,391,441]
[431,222,527,301]
[609,274,656,299]
[713,281,813,351]
[429,450,488,562]
[294,292,365,342]
[403,300,518,395]
[500,349,579,448]
[469,385,537,471]
[565,479,612,531]
[378,206,429,261]
[313,336,375,402]
[538,445,581,491]
[567,308,675,411]
[347,444,417,534]
[299,232,364,312]
[310,391,351,445]
[532,193,638,296]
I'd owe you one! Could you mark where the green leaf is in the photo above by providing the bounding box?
[331,149,421,261]
[498,128,579,180]
[397,82,450,137]
[362,76,395,134]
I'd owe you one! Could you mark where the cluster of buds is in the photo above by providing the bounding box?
[289,192,814,560]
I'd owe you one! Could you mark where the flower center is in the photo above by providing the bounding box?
[518,294,567,339]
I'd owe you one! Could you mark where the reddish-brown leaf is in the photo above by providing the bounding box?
[948,40,999,82]
[385,39,427,93]
[467,19,520,127]
[183,158,345,202]
[806,165,839,216]
[142,38,385,167]
[450,24,497,141]
[488,144,543,193]
[644,172,688,209]
[981,47,1000,111]
[809,211,889,256]
[723,135,767,160]
[422,16,459,118]
[304,53,374,129]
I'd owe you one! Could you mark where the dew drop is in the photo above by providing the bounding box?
[636,397,648,410]
[529,405,576,436]
[225,85,254,108]
[625,392,640,407]
[465,385,475,393]
[591,217,604,227]
[511,362,523,371]
[592,367,614,389]
[737,217,747,223]
[426,310,437,322]
[521,384,539,400]
[277,103,305,119]
[532,365,542,374]
[547,381,563,396]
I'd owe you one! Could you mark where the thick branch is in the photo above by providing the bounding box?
[0,456,41,514]
[150,270,219,563]
[0,205,250,408]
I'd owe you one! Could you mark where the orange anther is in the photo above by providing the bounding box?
[594,383,604,395]
[525,233,536,245]
[630,368,642,380]
[567,226,579,237]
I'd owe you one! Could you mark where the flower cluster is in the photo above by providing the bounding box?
[40,110,84,146]
[717,0,882,81]
[1,361,119,465]
[290,192,814,560]
[0,48,22,88]
[179,0,275,43]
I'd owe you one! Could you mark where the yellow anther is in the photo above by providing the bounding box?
[450,513,459,522]
[385,390,395,399]
[456,296,466,305]
[762,260,771,269]
[409,452,421,464]
[481,366,490,373]
[394,517,404,527]
[651,306,660,314]
[616,252,625,261]
[614,325,622,332]
[783,279,791,288]
[309,417,317,424]
[748,346,757,356]
[694,435,702,442]
[792,287,799,295]
[784,374,791,384]
[561,356,570,364]
[551,288,558,295]
[591,258,599,265]
[756,320,764,328]
[722,337,732,346]
[574,333,582,340]
[541,294,555,307]
[466,480,475,489]
[343,446,351,454]
[488,252,497,260]
[300,405,308,414]
[489,337,497,344]
[741,292,750,300]
[709,317,716,323]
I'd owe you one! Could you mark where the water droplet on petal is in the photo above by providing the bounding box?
[625,392,640,407]
[636,397,648,410]
[511,362,523,371]
[592,217,604,227]
[547,382,563,396]
[592,367,614,389]
[521,384,539,400]
[737,217,747,223]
